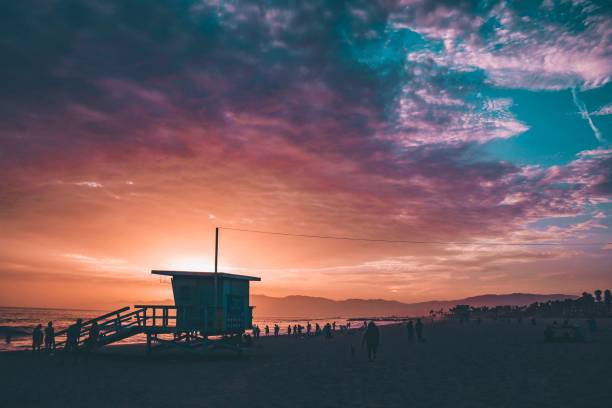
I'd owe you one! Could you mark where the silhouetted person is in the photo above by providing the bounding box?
[307,322,312,336]
[406,320,414,343]
[362,321,379,361]
[287,325,292,336]
[293,324,298,338]
[32,324,43,353]
[64,319,83,363]
[88,322,100,349]
[323,323,332,339]
[44,321,55,353]
[274,324,279,337]
[415,318,424,342]
[332,321,336,331]
[265,325,270,336]
[315,323,321,336]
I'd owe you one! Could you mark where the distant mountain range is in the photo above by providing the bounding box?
[250,293,578,318]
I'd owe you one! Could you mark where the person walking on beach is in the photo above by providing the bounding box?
[406,320,414,344]
[287,325,292,336]
[415,318,424,342]
[362,321,380,361]
[32,324,43,353]
[265,325,270,336]
[44,321,55,353]
[307,322,312,336]
[274,324,279,337]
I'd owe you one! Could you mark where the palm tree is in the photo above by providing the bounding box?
[594,289,602,302]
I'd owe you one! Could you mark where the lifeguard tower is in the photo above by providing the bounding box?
[52,228,261,356]
[151,270,260,334]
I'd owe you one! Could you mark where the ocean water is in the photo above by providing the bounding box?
[0,307,392,352]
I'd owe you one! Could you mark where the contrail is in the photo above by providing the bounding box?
[572,87,605,143]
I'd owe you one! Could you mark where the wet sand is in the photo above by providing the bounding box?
[2,319,611,408]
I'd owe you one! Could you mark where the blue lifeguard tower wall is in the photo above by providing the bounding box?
[152,270,259,335]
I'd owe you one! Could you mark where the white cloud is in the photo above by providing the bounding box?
[592,103,612,116]
[74,181,104,188]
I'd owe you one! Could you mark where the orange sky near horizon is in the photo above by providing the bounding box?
[1,152,609,309]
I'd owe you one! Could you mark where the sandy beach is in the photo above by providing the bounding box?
[2,319,611,408]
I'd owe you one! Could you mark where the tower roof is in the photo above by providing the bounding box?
[151,270,261,281]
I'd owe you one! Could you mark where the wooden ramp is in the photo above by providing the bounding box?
[54,305,245,356]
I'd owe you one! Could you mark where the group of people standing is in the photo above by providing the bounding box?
[31,318,101,362]
[31,321,55,353]
[405,318,425,343]
[253,321,341,339]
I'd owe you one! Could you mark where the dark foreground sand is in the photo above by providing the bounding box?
[2,320,611,408]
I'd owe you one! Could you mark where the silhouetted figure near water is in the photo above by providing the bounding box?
[62,319,83,363]
[315,323,321,336]
[274,324,279,337]
[307,322,312,336]
[265,325,270,336]
[32,324,43,353]
[88,322,100,349]
[406,321,414,343]
[293,324,298,338]
[332,322,336,331]
[415,318,424,342]
[323,323,332,339]
[287,325,292,336]
[64,319,83,363]
[44,321,55,353]
[362,321,380,361]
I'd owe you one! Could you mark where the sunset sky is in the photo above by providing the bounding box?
[1,0,611,309]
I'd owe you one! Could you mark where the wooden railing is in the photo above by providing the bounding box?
[134,305,177,328]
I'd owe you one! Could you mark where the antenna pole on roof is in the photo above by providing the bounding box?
[214,227,219,319]
[215,227,219,274]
